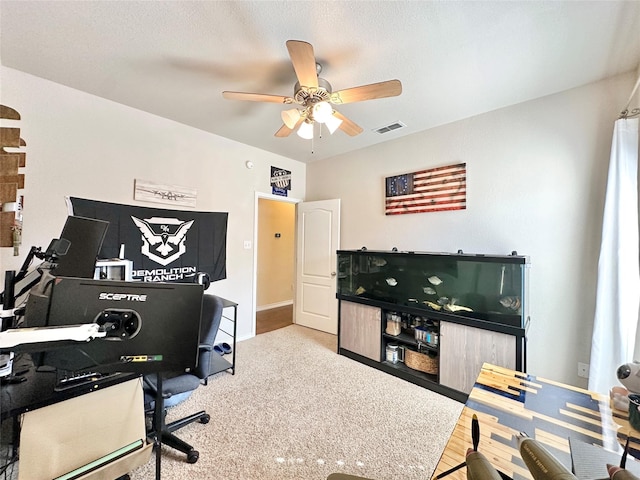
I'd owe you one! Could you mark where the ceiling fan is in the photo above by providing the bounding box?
[222,40,402,140]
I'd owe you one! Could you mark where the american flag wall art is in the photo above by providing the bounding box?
[385,163,466,215]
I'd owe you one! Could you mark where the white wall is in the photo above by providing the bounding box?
[0,67,306,341]
[306,72,637,388]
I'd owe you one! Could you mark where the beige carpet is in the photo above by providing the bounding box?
[131,325,463,480]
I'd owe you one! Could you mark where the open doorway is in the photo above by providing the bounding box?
[256,197,296,335]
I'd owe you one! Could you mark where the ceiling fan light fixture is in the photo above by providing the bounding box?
[297,120,314,140]
[325,113,343,134]
[223,41,401,142]
[281,108,301,129]
[312,101,333,123]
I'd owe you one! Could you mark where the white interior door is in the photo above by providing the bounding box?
[295,199,340,334]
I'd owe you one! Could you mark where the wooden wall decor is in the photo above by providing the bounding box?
[384,162,467,215]
[0,105,26,253]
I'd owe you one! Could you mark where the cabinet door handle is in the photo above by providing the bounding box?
[330,271,337,277]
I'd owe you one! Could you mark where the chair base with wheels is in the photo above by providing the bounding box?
[144,372,207,463]
[145,396,211,464]
[163,409,211,464]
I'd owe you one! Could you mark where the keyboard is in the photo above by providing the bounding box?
[54,369,117,392]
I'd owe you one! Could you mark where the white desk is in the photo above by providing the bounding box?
[19,377,152,480]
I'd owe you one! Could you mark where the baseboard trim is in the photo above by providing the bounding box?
[256,300,293,312]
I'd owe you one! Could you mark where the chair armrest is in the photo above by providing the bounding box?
[199,344,213,351]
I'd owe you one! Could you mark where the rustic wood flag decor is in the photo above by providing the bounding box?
[0,105,26,252]
[384,162,466,215]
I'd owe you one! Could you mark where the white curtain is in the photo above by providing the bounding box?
[589,117,640,394]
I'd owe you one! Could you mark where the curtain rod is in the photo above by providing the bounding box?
[619,71,640,119]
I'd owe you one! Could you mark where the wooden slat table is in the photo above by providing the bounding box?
[431,363,639,480]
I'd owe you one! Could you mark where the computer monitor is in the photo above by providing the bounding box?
[1,216,97,321]
[7,238,68,310]
[29,277,204,374]
[51,216,109,278]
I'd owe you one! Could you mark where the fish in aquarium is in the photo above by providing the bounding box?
[423,286,437,295]
[385,278,398,286]
[428,275,443,285]
[444,304,473,313]
[371,257,387,267]
[423,301,442,311]
[499,296,521,310]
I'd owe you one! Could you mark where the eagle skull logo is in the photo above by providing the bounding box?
[131,216,194,266]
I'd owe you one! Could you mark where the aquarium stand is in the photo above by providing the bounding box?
[336,250,529,401]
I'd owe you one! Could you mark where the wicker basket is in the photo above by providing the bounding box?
[404,348,438,375]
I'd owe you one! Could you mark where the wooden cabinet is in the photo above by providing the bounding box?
[439,322,517,394]
[339,301,382,362]
[338,298,524,402]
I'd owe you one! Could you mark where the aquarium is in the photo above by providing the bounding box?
[337,250,529,328]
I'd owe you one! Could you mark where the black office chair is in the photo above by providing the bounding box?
[143,294,224,463]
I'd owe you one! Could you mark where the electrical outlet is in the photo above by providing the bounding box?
[578,362,589,378]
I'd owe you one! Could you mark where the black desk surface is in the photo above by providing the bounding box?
[1,354,138,420]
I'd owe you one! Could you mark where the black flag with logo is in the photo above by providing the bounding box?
[69,197,227,283]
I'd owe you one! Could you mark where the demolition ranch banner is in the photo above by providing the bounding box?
[69,197,227,283]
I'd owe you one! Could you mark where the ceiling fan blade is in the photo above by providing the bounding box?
[222,91,294,104]
[275,124,294,137]
[333,111,363,136]
[286,40,318,89]
[331,79,402,104]
[275,115,305,137]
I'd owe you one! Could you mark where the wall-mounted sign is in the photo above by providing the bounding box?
[385,163,466,215]
[270,166,291,197]
[134,179,197,208]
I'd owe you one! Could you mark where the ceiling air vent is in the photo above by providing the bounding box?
[373,121,406,134]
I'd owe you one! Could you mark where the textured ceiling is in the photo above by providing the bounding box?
[1,1,639,163]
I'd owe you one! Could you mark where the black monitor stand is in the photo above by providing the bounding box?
[153,375,165,480]
[1,271,17,384]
